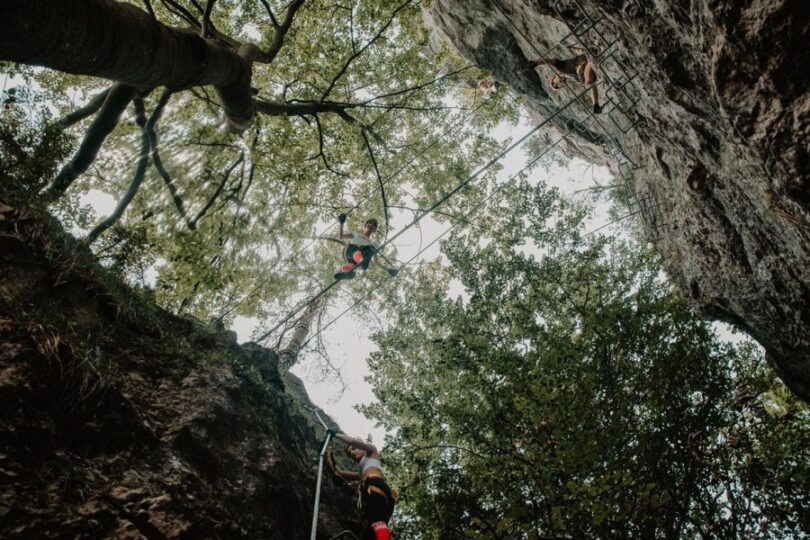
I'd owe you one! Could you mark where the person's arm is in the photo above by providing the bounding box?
[334,467,361,481]
[335,432,379,456]
[373,254,399,276]
[337,213,352,240]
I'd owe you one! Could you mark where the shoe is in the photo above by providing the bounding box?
[334,270,356,280]
[593,103,603,114]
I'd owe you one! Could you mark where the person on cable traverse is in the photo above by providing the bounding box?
[326,431,396,540]
[525,52,603,114]
[335,213,398,280]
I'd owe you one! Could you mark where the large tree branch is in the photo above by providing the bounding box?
[1,0,257,131]
[43,83,137,201]
[85,96,153,244]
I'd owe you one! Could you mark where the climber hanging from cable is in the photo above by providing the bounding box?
[325,431,396,540]
[335,213,398,281]
[526,53,603,114]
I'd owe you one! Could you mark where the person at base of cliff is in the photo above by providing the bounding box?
[325,431,396,540]
[335,214,398,280]
[525,53,603,114]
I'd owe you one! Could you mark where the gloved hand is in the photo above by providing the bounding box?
[338,213,347,224]
[593,103,603,114]
[326,428,337,439]
[387,268,399,278]
[325,445,336,473]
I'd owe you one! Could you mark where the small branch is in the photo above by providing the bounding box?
[361,129,389,237]
[43,84,137,202]
[307,114,348,177]
[159,0,201,28]
[259,0,280,27]
[253,98,358,117]
[360,65,473,105]
[146,91,195,229]
[256,0,306,64]
[201,0,217,38]
[190,152,245,226]
[55,87,113,127]
[386,204,470,225]
[320,0,414,101]
[142,0,155,18]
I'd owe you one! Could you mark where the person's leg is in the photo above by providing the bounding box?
[584,62,601,113]
[336,246,359,279]
[363,481,392,540]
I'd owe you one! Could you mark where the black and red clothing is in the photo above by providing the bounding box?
[361,477,395,540]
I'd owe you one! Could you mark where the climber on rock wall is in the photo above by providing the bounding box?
[335,214,398,280]
[526,53,603,113]
[326,431,396,540]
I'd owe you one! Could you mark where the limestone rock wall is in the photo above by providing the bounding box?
[425,0,809,399]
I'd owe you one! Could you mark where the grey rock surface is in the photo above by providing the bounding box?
[425,0,809,399]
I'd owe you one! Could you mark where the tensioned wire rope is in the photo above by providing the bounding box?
[294,105,607,353]
[215,91,497,321]
[254,76,607,344]
[253,21,635,345]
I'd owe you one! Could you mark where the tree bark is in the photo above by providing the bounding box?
[0,0,255,129]
[279,297,323,369]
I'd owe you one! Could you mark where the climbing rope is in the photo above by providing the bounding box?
[240,2,646,345]
[217,95,496,323]
[254,79,601,344]
[296,112,598,352]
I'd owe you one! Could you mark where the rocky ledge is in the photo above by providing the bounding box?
[0,202,360,538]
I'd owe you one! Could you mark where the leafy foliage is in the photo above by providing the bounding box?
[363,179,810,538]
[1,0,518,327]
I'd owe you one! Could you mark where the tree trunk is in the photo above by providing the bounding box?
[279,297,323,369]
[0,0,255,129]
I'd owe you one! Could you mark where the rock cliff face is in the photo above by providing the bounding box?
[0,203,360,538]
[425,0,809,399]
